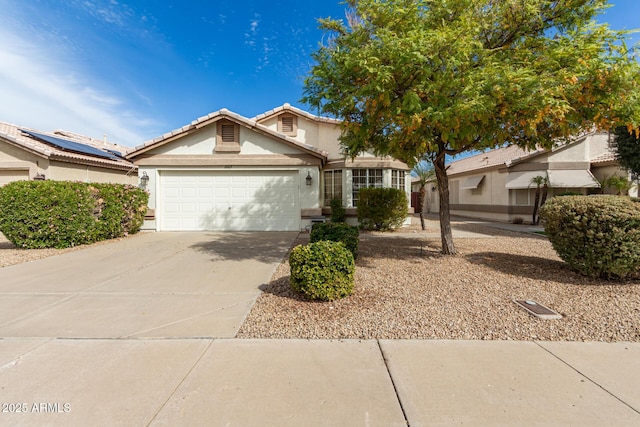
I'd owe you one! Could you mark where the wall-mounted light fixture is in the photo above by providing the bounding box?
[306,171,312,186]
[140,171,150,185]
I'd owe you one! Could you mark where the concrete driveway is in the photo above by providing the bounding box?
[0,231,297,338]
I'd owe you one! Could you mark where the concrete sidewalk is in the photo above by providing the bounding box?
[0,339,638,426]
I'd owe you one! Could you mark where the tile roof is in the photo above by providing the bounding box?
[446,131,615,175]
[0,121,136,171]
[590,151,617,164]
[252,103,341,124]
[446,145,545,176]
[128,107,329,160]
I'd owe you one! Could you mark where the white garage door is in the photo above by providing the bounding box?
[160,170,300,231]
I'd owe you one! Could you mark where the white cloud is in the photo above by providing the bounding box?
[0,27,158,146]
[78,0,133,28]
[244,14,261,47]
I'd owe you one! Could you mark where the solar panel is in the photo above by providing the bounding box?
[20,129,120,161]
[104,148,126,159]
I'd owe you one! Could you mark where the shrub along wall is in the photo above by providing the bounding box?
[357,187,408,231]
[0,180,148,249]
[310,222,359,258]
[539,195,640,280]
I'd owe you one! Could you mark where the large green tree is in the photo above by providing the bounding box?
[303,0,640,254]
[614,125,640,179]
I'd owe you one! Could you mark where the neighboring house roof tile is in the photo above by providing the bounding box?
[446,131,612,176]
[0,121,136,171]
[447,145,544,176]
[127,108,329,160]
[590,151,617,164]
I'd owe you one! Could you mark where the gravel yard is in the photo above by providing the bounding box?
[238,217,640,342]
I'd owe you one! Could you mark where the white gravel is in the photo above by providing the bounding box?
[238,218,640,342]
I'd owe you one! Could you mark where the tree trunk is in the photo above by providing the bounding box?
[532,185,540,225]
[419,187,426,230]
[536,184,548,225]
[433,154,456,255]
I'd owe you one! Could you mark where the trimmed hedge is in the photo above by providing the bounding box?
[289,240,355,301]
[539,195,640,279]
[0,180,148,249]
[310,222,359,258]
[357,187,408,231]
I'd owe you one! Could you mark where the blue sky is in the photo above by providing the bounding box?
[0,0,638,147]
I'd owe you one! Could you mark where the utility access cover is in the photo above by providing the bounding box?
[514,300,562,320]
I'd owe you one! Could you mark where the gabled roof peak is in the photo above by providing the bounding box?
[253,104,341,124]
[127,107,328,161]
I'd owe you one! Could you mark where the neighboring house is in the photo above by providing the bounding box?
[413,131,638,222]
[0,122,137,186]
[127,104,411,231]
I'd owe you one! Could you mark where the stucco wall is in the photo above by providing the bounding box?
[1,140,134,185]
[450,169,510,208]
[135,120,324,231]
[148,127,216,155]
[241,129,302,155]
[548,133,610,163]
[0,140,47,180]
[49,161,137,184]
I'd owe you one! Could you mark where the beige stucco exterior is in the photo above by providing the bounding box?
[0,137,136,186]
[129,106,412,231]
[420,132,637,223]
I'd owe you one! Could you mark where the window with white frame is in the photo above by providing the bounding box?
[391,170,406,191]
[352,168,383,206]
[324,170,343,206]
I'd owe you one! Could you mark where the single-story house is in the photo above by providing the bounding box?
[412,131,638,222]
[127,104,411,231]
[0,121,137,186]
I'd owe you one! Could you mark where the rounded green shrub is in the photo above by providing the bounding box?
[289,240,355,301]
[310,221,359,258]
[357,187,408,231]
[0,180,148,249]
[539,195,640,279]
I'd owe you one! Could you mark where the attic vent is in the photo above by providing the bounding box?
[282,116,294,133]
[221,124,236,143]
[279,115,297,136]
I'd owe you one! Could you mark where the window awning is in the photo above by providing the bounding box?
[505,170,600,189]
[548,170,600,188]
[460,175,485,190]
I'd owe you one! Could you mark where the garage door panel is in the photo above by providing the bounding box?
[164,187,179,199]
[164,202,180,214]
[197,187,213,198]
[160,171,300,231]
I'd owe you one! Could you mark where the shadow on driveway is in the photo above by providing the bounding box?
[189,232,299,264]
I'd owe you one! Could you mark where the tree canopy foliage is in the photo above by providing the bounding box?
[303,0,640,254]
[614,126,640,179]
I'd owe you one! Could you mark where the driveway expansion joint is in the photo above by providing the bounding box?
[376,339,410,426]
